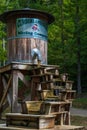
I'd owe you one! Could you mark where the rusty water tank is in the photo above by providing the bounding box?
[0,8,54,64]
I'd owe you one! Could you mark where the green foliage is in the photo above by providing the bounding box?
[73,97,87,109]
[0,0,87,92]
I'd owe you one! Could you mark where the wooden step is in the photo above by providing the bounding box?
[0,124,85,130]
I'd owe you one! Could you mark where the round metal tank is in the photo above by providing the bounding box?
[0,8,54,64]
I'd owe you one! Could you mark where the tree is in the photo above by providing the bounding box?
[0,0,87,92]
[75,0,81,94]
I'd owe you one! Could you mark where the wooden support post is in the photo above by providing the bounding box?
[0,74,3,117]
[0,74,3,102]
[11,71,19,113]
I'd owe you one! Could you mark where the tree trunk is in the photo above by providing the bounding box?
[75,0,82,94]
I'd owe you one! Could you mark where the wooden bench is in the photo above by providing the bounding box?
[6,113,55,129]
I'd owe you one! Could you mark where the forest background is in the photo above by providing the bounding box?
[0,0,87,95]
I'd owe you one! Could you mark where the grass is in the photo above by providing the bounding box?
[72,97,87,109]
[71,92,87,129]
[71,116,87,127]
[72,92,87,109]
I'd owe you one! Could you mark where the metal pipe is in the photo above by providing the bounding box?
[31,48,42,63]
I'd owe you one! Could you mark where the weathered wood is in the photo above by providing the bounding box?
[37,90,60,101]
[0,124,85,130]
[31,73,54,100]
[1,101,9,112]
[54,111,70,125]
[30,66,45,75]
[56,125,85,130]
[61,90,76,101]
[44,101,71,114]
[18,71,30,87]
[7,38,47,64]
[0,75,12,109]
[44,101,71,125]
[0,74,3,102]
[2,75,12,107]
[6,113,55,129]
[65,81,74,90]
[0,8,54,64]
[20,101,44,114]
[0,62,59,73]
[44,67,59,76]
[11,71,19,113]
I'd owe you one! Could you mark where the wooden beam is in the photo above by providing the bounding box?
[0,75,12,109]
[2,101,9,112]
[2,75,12,107]
[11,71,19,113]
[18,71,31,101]
[18,71,30,87]
[0,74,3,102]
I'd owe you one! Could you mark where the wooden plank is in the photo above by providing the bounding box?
[0,124,85,130]
[0,64,11,73]
[0,62,59,73]
[56,125,85,130]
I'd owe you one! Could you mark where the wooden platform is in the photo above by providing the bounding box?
[0,124,85,130]
[6,113,55,129]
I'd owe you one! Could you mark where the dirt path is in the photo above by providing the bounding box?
[70,107,87,117]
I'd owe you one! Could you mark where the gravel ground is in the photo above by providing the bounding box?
[71,107,87,117]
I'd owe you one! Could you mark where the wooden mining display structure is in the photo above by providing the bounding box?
[0,8,84,130]
[0,8,54,113]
